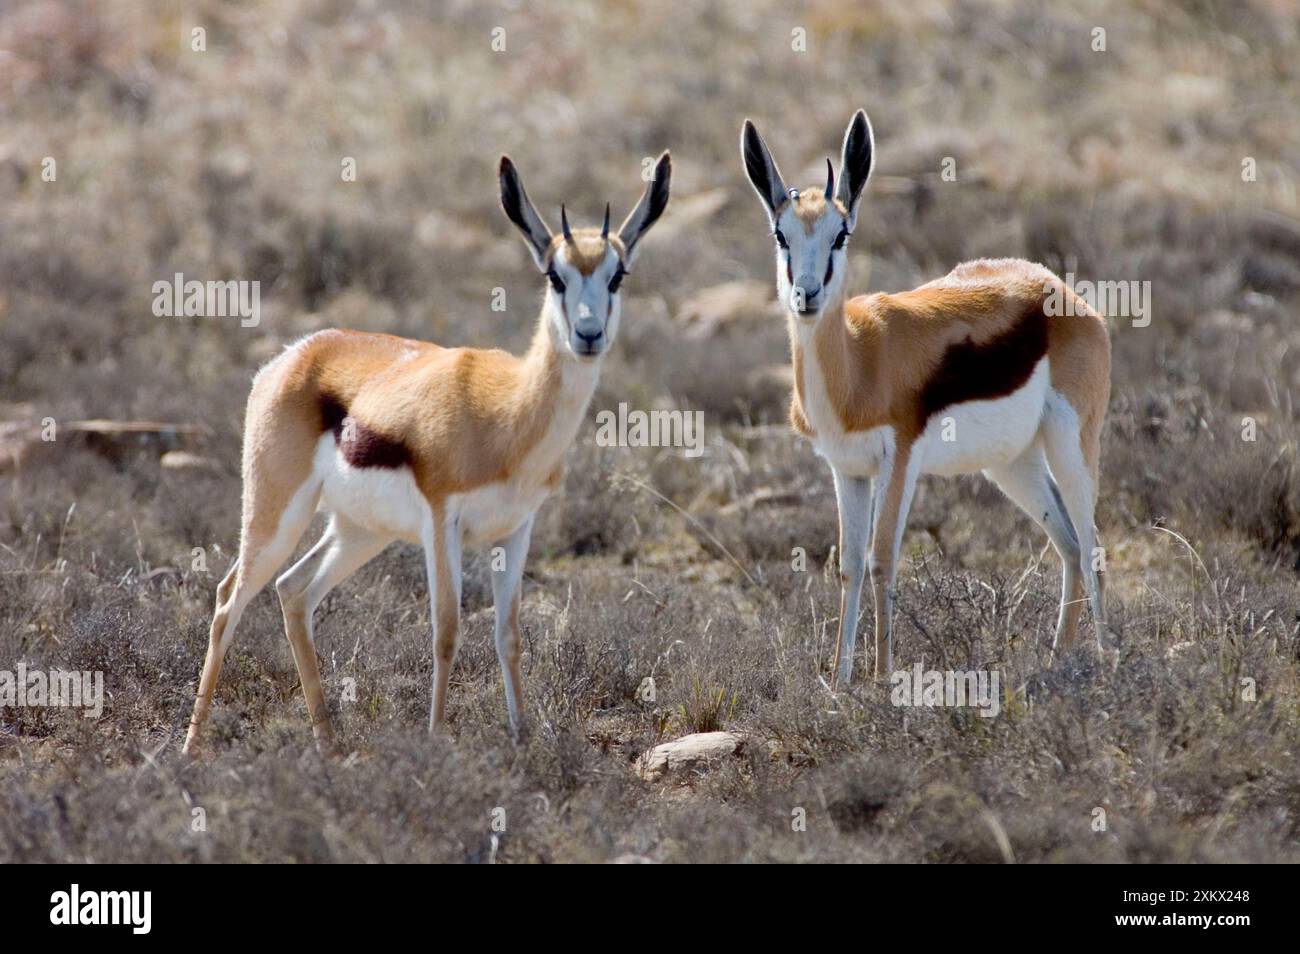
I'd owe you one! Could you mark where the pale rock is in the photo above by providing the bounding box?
[636,731,743,781]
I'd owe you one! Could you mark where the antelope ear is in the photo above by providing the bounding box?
[618,151,671,262]
[835,109,875,229]
[499,156,553,270]
[740,119,788,222]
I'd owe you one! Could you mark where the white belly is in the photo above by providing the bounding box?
[915,358,1049,476]
[314,435,428,543]
[805,358,1049,478]
[313,434,551,547]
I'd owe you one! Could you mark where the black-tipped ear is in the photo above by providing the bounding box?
[499,155,553,270]
[618,151,671,262]
[740,119,788,220]
[835,110,875,228]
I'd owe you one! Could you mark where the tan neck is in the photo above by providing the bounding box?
[788,271,884,435]
[511,300,602,465]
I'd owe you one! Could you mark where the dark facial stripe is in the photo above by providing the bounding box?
[916,296,1049,429]
[318,392,411,470]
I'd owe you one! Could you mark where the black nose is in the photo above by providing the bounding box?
[576,329,603,345]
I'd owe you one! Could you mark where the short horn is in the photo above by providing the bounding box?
[601,202,611,239]
[824,157,835,200]
[561,204,574,243]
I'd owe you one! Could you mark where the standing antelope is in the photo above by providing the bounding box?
[182,152,671,753]
[740,110,1110,687]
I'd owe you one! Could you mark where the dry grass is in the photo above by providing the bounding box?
[1,0,1299,862]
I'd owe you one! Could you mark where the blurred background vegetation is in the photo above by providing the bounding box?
[1,0,1298,862]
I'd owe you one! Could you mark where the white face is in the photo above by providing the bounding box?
[499,153,670,359]
[545,244,626,359]
[771,200,851,322]
[741,112,875,325]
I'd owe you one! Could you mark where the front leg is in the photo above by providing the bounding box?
[869,444,920,679]
[425,506,463,733]
[490,515,534,739]
[830,469,873,689]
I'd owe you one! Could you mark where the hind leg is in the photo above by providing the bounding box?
[1042,395,1109,650]
[182,479,321,755]
[214,559,239,607]
[181,560,241,753]
[275,516,390,750]
[984,442,1085,653]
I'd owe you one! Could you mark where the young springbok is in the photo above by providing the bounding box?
[182,152,671,753]
[740,110,1110,687]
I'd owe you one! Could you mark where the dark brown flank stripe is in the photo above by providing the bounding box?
[318,392,411,470]
[318,393,348,434]
[915,295,1049,431]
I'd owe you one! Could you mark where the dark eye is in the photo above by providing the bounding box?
[608,262,626,294]
[774,229,788,250]
[832,226,850,250]
[547,269,566,295]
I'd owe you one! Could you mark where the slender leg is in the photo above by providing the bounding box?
[984,442,1085,652]
[830,469,873,689]
[184,562,242,755]
[275,516,390,750]
[214,559,240,607]
[869,445,921,678]
[1081,420,1108,629]
[490,516,535,738]
[183,481,320,755]
[426,507,463,733]
[1043,402,1109,650]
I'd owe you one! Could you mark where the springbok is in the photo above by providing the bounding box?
[182,152,671,753]
[740,110,1110,687]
